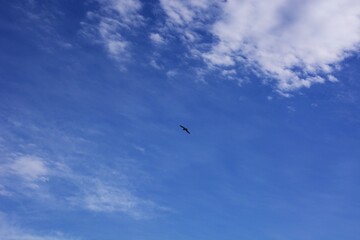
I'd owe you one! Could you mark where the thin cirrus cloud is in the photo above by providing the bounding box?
[0,112,163,219]
[158,0,220,45]
[0,155,161,219]
[8,156,49,182]
[0,212,78,240]
[81,0,143,62]
[69,179,158,219]
[155,0,360,94]
[159,0,216,26]
[0,156,50,190]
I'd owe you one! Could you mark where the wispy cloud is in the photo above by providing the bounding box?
[0,184,11,197]
[0,154,162,219]
[0,101,166,218]
[0,212,78,240]
[149,33,165,45]
[149,59,163,70]
[160,0,217,26]
[8,156,49,182]
[159,0,220,49]
[10,0,73,52]
[0,155,50,192]
[69,179,158,219]
[10,0,360,93]
[98,17,129,59]
[166,69,177,78]
[98,0,143,23]
[133,145,145,153]
[81,0,143,63]
[159,0,360,93]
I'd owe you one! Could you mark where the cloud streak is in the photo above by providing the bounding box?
[69,179,158,219]
[0,212,78,240]
[0,154,161,219]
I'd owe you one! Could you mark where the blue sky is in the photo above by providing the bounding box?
[1,0,360,239]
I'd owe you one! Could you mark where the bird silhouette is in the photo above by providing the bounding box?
[179,125,190,134]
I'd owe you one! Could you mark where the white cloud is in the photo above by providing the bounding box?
[0,212,77,240]
[0,154,162,219]
[160,1,194,25]
[205,0,360,92]
[0,184,11,196]
[159,0,216,26]
[0,156,49,189]
[221,69,237,77]
[149,59,162,69]
[0,113,165,219]
[133,145,145,153]
[287,106,296,112]
[98,18,129,59]
[98,0,142,24]
[9,156,49,182]
[82,0,143,62]
[150,33,165,45]
[159,0,360,92]
[158,0,220,53]
[70,180,155,219]
[166,69,177,78]
[328,75,339,83]
[0,111,167,219]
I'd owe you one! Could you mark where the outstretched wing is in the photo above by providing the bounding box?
[179,125,190,134]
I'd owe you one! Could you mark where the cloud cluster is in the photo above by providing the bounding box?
[86,0,360,92]
[17,0,360,92]
[159,0,360,92]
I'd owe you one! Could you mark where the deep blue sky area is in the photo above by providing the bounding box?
[1,1,360,240]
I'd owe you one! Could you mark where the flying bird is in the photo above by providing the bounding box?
[179,125,190,134]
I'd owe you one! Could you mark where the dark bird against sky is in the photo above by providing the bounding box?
[179,125,190,134]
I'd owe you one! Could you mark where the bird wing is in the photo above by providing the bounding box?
[180,125,190,134]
